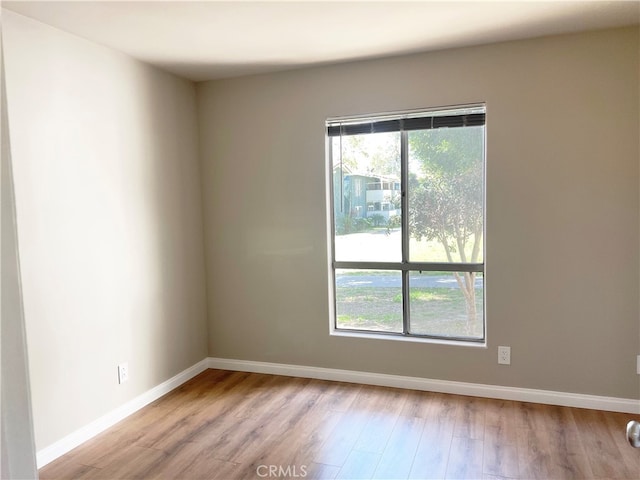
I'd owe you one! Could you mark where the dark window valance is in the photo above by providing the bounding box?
[327,112,485,137]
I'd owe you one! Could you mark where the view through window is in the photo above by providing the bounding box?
[328,105,485,341]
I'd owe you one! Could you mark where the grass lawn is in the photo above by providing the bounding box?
[335,229,483,264]
[336,284,484,338]
[334,232,484,338]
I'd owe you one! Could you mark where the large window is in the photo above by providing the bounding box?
[327,105,485,342]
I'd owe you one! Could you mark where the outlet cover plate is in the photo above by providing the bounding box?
[118,362,129,384]
[498,346,511,365]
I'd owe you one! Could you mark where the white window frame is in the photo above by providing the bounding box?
[326,104,487,345]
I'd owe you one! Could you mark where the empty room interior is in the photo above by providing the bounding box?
[1,1,640,479]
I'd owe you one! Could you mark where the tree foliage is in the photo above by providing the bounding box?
[333,133,400,177]
[408,126,484,328]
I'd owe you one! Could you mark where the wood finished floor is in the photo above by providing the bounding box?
[40,369,639,480]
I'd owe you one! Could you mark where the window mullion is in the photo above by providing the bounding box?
[328,139,338,331]
[401,130,410,335]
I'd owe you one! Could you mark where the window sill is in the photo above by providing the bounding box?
[330,328,487,348]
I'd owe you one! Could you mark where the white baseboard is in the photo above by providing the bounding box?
[36,358,209,469]
[207,357,640,414]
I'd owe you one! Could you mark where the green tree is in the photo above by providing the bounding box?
[334,133,400,177]
[408,126,484,330]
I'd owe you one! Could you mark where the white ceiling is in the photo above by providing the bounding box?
[3,1,639,82]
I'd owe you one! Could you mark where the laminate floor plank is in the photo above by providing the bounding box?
[546,427,594,480]
[516,425,557,480]
[482,425,519,479]
[445,437,484,480]
[134,371,261,451]
[214,373,281,419]
[315,381,362,413]
[400,390,435,419]
[143,442,240,480]
[537,404,580,434]
[230,385,318,463]
[513,401,547,431]
[146,370,247,419]
[314,384,399,466]
[602,411,640,476]
[453,396,485,440]
[484,399,518,440]
[408,407,455,480]
[353,411,400,454]
[355,385,402,414]
[425,392,461,427]
[313,410,371,467]
[55,427,146,470]
[365,385,409,416]
[288,409,344,468]
[372,415,424,480]
[91,445,168,479]
[232,375,305,420]
[303,462,341,480]
[572,408,636,479]
[335,450,380,480]
[229,379,325,466]
[38,369,640,480]
[38,454,102,480]
[353,387,407,453]
[67,378,237,469]
[207,412,279,463]
[149,409,215,450]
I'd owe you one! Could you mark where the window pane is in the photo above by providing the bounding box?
[408,272,484,339]
[408,126,484,263]
[332,132,401,262]
[335,269,402,333]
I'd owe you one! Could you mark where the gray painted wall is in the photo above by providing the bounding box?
[198,27,640,400]
[1,29,38,480]
[3,10,208,450]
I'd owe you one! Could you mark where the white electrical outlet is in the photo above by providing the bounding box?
[637,355,640,375]
[118,362,129,384]
[498,346,511,365]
